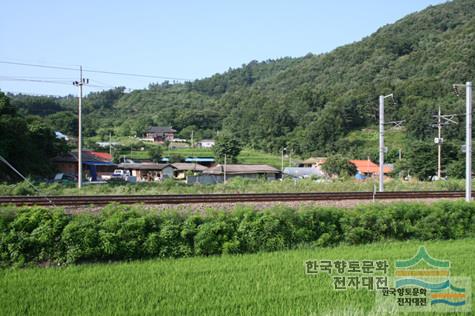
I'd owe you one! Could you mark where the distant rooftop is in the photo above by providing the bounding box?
[185,157,215,163]
[350,159,392,175]
[118,163,175,170]
[146,126,176,133]
[204,164,280,175]
[172,163,207,171]
[283,167,324,178]
[302,157,327,164]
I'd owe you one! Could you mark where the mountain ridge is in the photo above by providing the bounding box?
[8,0,475,158]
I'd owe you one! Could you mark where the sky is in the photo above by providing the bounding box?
[0,0,447,96]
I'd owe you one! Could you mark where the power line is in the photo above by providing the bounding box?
[0,155,55,206]
[0,77,111,89]
[0,60,191,81]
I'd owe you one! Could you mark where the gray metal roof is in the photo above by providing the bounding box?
[171,163,207,171]
[203,164,280,175]
[146,126,176,133]
[283,167,324,178]
[118,163,175,170]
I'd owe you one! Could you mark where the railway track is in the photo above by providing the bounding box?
[0,191,469,207]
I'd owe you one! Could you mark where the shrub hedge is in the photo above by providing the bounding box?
[0,201,474,266]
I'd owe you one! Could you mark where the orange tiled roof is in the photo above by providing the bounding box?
[350,159,392,174]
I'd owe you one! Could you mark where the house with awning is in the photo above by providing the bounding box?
[117,163,176,181]
[52,150,116,181]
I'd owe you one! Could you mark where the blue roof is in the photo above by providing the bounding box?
[185,157,215,163]
[83,161,116,166]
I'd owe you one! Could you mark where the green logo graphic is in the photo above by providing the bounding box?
[390,246,470,312]
[395,246,449,269]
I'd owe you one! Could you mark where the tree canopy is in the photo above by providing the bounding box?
[0,92,67,181]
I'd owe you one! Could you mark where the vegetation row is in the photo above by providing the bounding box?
[0,201,474,267]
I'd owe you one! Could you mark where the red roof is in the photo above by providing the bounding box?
[350,160,392,175]
[84,151,112,161]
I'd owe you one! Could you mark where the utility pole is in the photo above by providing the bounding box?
[109,132,112,156]
[467,82,472,202]
[433,106,457,179]
[224,154,227,184]
[289,149,292,167]
[281,147,286,172]
[453,82,472,201]
[379,94,398,192]
[379,95,385,192]
[73,66,89,189]
[437,106,442,179]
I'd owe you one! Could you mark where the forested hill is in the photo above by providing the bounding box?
[8,0,475,158]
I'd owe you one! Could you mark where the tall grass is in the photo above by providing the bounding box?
[0,177,465,196]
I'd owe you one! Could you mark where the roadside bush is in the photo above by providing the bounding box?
[1,207,69,265]
[157,213,191,258]
[98,205,148,260]
[0,200,474,266]
[61,214,100,264]
[194,213,236,255]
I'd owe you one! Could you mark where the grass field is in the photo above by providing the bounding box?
[1,239,473,315]
[0,177,466,196]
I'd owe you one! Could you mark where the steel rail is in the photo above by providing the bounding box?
[0,191,469,207]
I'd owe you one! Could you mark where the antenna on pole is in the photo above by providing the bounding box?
[73,66,89,189]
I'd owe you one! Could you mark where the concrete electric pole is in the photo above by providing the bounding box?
[73,66,89,189]
[432,106,457,179]
[453,82,473,201]
[379,94,396,192]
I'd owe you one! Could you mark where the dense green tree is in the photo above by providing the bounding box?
[213,133,242,163]
[403,141,437,180]
[321,155,357,177]
[148,146,163,163]
[0,92,67,181]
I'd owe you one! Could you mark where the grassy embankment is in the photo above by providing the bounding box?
[0,238,473,315]
[0,177,466,196]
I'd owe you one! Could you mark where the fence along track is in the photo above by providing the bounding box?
[0,191,468,207]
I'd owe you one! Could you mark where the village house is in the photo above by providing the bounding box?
[52,150,116,181]
[349,159,393,178]
[144,126,176,143]
[196,139,215,148]
[298,157,393,180]
[283,167,325,179]
[299,157,327,168]
[188,164,280,184]
[171,163,208,180]
[117,162,176,182]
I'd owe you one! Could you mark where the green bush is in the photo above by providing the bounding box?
[0,201,474,266]
[1,207,69,265]
[61,214,100,263]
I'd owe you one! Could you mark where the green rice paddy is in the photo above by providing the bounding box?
[1,239,473,315]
